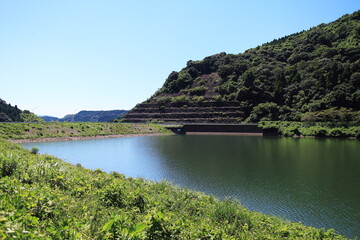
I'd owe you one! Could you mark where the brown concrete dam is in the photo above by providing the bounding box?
[167,124,277,136]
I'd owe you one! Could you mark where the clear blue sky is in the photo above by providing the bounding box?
[1,1,359,118]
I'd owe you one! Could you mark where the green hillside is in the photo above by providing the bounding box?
[122,10,360,123]
[0,98,43,123]
[0,122,169,141]
[60,110,128,122]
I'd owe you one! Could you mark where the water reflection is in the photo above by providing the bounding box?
[21,135,360,238]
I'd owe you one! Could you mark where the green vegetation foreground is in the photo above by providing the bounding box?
[0,140,347,239]
[259,121,360,138]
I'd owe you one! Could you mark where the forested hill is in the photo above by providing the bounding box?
[122,10,360,123]
[0,98,43,122]
[60,110,128,122]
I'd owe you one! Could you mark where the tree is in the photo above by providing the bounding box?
[274,69,286,103]
[247,102,280,122]
[239,70,255,89]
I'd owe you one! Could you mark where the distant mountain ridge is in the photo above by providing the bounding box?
[39,116,61,122]
[122,10,360,123]
[41,110,128,122]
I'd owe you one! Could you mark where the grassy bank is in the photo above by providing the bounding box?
[259,121,360,138]
[0,140,347,239]
[0,122,170,140]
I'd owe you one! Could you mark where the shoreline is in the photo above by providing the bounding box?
[185,132,263,136]
[8,132,167,144]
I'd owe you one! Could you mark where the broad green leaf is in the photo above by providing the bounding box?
[129,223,147,235]
[101,218,115,232]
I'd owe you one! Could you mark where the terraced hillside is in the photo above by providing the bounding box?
[123,102,244,123]
[122,11,360,123]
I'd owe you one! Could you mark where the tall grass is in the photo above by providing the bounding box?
[0,122,171,140]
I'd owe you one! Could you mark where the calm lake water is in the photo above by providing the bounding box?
[21,135,360,238]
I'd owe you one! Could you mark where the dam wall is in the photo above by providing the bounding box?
[167,124,276,136]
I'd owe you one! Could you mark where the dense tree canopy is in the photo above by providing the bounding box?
[131,10,360,123]
[0,98,43,122]
[0,99,23,122]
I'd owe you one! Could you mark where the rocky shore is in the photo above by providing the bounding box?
[8,133,166,143]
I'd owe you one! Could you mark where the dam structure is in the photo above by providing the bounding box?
[166,124,276,136]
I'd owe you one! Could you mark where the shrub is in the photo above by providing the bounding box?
[0,154,18,177]
[133,195,146,213]
[49,174,67,190]
[328,128,345,137]
[31,147,39,154]
[282,126,301,137]
[213,199,239,223]
[100,183,126,208]
[315,128,328,137]
[171,95,190,107]
[147,211,178,239]
[301,126,328,137]
[218,64,235,77]
[31,195,57,220]
[167,71,193,93]
[213,95,224,102]
[248,102,280,122]
[101,214,148,239]
[301,107,359,122]
[75,163,83,168]
[348,127,360,138]
[188,86,208,96]
[192,96,205,103]
[212,199,252,229]
[157,96,172,106]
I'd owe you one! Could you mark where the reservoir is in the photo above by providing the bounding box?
[21,135,360,238]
